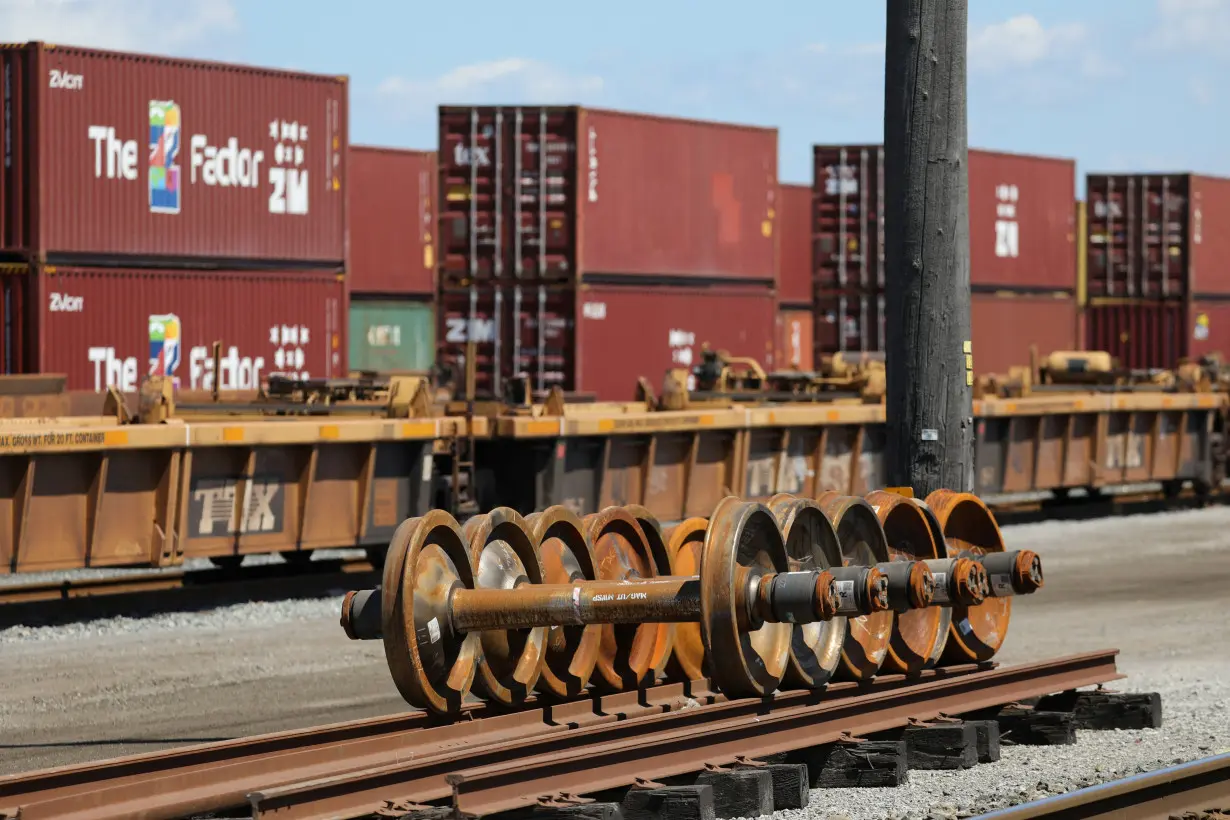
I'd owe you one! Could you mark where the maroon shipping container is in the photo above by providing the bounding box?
[1083,301,1184,371]
[349,146,435,295]
[1085,173,1230,298]
[776,309,814,371]
[815,289,885,357]
[1187,301,1230,361]
[437,283,776,401]
[438,106,778,285]
[1,42,347,265]
[970,293,1077,375]
[777,183,813,307]
[33,265,346,391]
[813,145,1077,292]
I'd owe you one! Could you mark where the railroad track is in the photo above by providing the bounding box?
[0,650,1123,820]
[985,752,1230,819]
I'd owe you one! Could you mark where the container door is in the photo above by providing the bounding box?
[510,108,577,282]
[439,107,507,284]
[349,300,435,374]
[813,145,884,291]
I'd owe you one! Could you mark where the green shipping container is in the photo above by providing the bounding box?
[348,300,435,373]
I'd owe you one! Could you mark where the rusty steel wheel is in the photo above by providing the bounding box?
[865,491,949,676]
[927,490,1012,665]
[584,507,673,691]
[462,508,547,706]
[767,494,845,689]
[621,504,677,680]
[700,497,792,698]
[524,506,601,699]
[816,492,894,681]
[662,517,709,681]
[381,511,479,716]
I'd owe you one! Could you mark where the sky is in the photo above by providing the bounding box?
[6,0,1228,191]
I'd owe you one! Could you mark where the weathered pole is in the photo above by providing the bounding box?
[883,0,974,496]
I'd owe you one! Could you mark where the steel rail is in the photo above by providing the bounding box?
[246,651,1122,820]
[975,752,1230,819]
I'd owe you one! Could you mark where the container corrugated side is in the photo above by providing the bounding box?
[577,284,777,400]
[438,105,778,286]
[970,292,1077,375]
[36,265,346,391]
[1192,174,1230,297]
[3,42,347,266]
[777,184,813,307]
[349,147,435,296]
[348,298,434,373]
[967,150,1076,292]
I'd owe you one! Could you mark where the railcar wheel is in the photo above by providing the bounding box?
[816,492,894,681]
[700,497,793,698]
[663,517,710,681]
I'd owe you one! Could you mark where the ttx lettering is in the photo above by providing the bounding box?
[194,479,280,536]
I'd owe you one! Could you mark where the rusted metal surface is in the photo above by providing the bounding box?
[34,264,347,391]
[1,42,347,266]
[927,490,1013,665]
[348,147,436,296]
[777,184,814,307]
[980,751,1230,819]
[866,490,947,676]
[816,493,894,680]
[0,652,1121,820]
[438,106,777,286]
[777,309,815,372]
[246,651,1121,820]
[664,517,708,681]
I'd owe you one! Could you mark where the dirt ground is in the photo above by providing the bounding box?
[3,506,1228,776]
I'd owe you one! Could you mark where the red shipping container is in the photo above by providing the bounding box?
[813,145,1076,292]
[1,42,347,265]
[438,106,778,285]
[776,309,814,371]
[777,184,813,307]
[1186,301,1230,361]
[437,283,776,401]
[815,289,885,357]
[1083,301,1184,371]
[970,293,1077,376]
[33,266,346,391]
[349,146,436,295]
[1085,173,1230,298]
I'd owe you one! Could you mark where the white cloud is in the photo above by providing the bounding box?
[1154,0,1230,51]
[969,14,1086,72]
[0,0,239,55]
[377,58,604,121]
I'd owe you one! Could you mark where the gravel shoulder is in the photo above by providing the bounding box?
[2,506,1228,820]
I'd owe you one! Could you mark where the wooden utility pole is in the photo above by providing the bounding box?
[883,0,974,496]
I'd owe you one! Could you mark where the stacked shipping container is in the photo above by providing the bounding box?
[0,41,348,389]
[437,105,779,401]
[812,145,1080,375]
[1084,173,1230,369]
[776,183,814,370]
[347,146,437,373]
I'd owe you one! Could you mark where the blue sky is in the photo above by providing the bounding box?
[9,0,1228,190]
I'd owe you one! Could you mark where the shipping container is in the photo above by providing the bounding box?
[815,289,885,358]
[970,293,1078,375]
[1085,172,1230,299]
[777,183,813,307]
[1,42,347,266]
[348,298,434,373]
[1083,301,1184,371]
[1186,301,1230,362]
[813,145,1077,292]
[776,309,814,371]
[438,106,778,286]
[33,265,346,391]
[349,147,435,296]
[437,283,776,401]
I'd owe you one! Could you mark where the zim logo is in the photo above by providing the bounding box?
[48,69,84,91]
[49,293,85,313]
[444,317,496,344]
